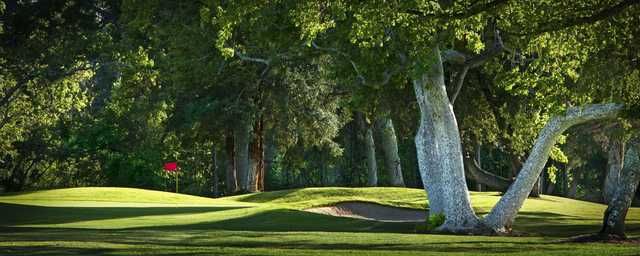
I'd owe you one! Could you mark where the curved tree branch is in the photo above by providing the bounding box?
[464,155,511,191]
[234,49,270,66]
[449,24,505,104]
[484,103,625,231]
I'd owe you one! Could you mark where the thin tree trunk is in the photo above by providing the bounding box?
[413,46,479,232]
[264,129,276,190]
[530,177,541,197]
[211,144,218,197]
[562,169,569,196]
[600,139,640,238]
[546,180,555,195]
[364,123,378,187]
[234,122,252,192]
[249,119,265,192]
[375,118,405,187]
[568,169,579,199]
[483,103,623,232]
[604,138,624,204]
[225,131,238,194]
[476,143,483,192]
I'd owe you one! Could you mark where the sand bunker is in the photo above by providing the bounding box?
[305,201,427,222]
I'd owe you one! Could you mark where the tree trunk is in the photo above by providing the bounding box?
[476,143,483,192]
[375,118,405,187]
[364,123,378,186]
[568,169,579,199]
[211,144,219,198]
[600,139,640,238]
[249,119,265,192]
[545,180,555,195]
[234,122,252,192]
[483,103,623,232]
[413,46,479,232]
[225,131,238,194]
[264,129,277,189]
[561,169,569,196]
[530,177,541,197]
[604,138,624,204]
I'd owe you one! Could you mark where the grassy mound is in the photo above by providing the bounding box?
[1,187,639,255]
[0,187,238,205]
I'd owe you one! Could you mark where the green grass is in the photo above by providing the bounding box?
[1,187,639,255]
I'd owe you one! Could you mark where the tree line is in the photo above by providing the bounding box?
[1,0,639,237]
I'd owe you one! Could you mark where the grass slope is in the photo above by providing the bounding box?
[1,187,639,256]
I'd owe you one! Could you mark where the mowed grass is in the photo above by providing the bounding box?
[1,187,639,255]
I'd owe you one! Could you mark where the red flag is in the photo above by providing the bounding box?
[164,162,178,172]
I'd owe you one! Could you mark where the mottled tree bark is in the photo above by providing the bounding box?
[355,112,377,187]
[600,139,640,238]
[413,46,479,232]
[375,118,405,187]
[483,104,623,232]
[604,138,624,204]
[225,131,237,194]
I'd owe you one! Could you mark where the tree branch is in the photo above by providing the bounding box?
[450,66,469,105]
[406,0,509,21]
[507,0,640,36]
[449,24,505,104]
[311,41,366,85]
[234,49,270,66]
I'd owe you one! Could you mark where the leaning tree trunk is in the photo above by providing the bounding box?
[375,118,405,187]
[225,131,238,194]
[600,139,640,239]
[483,103,624,232]
[234,122,252,192]
[604,138,624,204]
[413,46,479,232]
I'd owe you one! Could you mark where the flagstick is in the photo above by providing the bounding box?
[175,171,179,193]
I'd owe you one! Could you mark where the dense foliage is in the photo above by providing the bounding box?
[1,0,638,213]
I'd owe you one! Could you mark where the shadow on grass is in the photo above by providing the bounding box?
[2,202,632,237]
[0,202,248,226]
[0,228,574,256]
[0,246,117,256]
[142,208,430,234]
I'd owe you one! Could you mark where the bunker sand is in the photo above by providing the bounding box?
[305,201,427,222]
